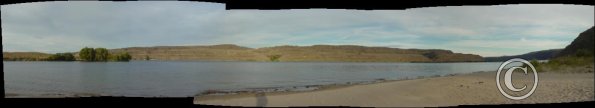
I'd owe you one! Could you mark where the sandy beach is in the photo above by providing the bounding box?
[195,68,594,107]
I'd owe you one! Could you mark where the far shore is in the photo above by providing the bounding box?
[3,60,502,64]
[194,67,595,107]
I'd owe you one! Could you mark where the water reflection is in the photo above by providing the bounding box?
[5,61,509,97]
[79,62,107,95]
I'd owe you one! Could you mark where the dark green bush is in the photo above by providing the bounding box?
[46,53,75,61]
[109,52,132,62]
[267,55,282,62]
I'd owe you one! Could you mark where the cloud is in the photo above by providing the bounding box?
[1,2,593,57]
[2,1,226,53]
[442,38,570,56]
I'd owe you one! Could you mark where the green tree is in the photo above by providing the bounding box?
[123,52,132,61]
[110,52,132,62]
[79,47,96,61]
[47,55,60,61]
[62,53,75,61]
[145,55,150,60]
[47,53,75,61]
[94,48,109,61]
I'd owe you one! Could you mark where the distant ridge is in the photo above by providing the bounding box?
[3,44,484,62]
[3,52,52,61]
[484,49,562,62]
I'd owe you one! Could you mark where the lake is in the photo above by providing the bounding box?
[4,61,517,97]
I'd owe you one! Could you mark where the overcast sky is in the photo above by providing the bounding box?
[1,1,593,57]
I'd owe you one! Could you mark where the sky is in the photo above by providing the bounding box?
[1,1,593,57]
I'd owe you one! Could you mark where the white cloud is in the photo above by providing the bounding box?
[1,2,593,57]
[2,32,103,53]
[443,38,570,56]
[453,39,568,49]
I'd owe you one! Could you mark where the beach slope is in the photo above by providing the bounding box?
[195,70,594,107]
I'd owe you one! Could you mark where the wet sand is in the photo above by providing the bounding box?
[195,70,594,107]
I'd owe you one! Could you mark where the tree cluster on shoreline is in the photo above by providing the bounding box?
[45,53,75,61]
[79,47,131,62]
[4,47,133,62]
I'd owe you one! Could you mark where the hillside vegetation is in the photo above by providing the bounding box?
[528,26,594,73]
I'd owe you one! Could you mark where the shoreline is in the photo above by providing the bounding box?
[3,60,496,63]
[4,92,103,98]
[194,71,466,97]
[193,71,481,101]
[194,69,594,107]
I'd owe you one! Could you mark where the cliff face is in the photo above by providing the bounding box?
[104,44,484,62]
[555,26,594,58]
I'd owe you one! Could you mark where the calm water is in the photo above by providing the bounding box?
[4,61,517,97]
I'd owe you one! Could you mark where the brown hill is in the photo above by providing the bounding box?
[3,52,52,61]
[4,44,484,62]
[104,44,483,62]
[105,44,266,61]
[255,45,482,62]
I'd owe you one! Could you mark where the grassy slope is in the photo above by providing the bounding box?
[529,26,594,73]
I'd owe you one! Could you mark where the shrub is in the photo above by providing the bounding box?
[110,52,132,62]
[120,52,132,61]
[267,55,282,62]
[46,53,75,61]
[574,48,594,57]
[537,55,594,72]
